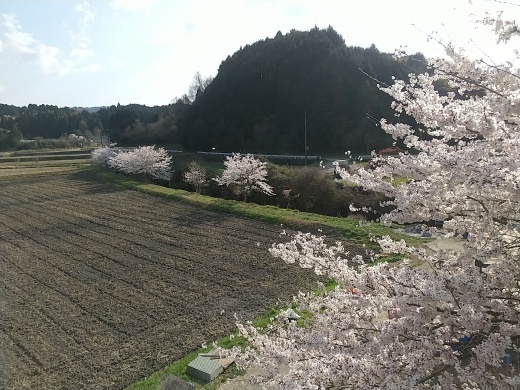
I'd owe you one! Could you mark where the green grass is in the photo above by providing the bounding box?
[323,278,340,292]
[216,332,247,350]
[0,148,92,178]
[84,167,423,246]
[123,332,251,390]
[0,154,91,163]
[340,175,410,189]
[124,304,313,389]
[0,161,90,178]
[383,176,411,187]
[369,253,405,265]
[124,277,342,389]
[0,165,88,178]
[6,148,93,156]
[122,276,347,389]
[121,275,337,389]
[250,307,281,329]
[124,346,217,390]
[124,347,247,390]
[0,158,91,167]
[339,180,360,188]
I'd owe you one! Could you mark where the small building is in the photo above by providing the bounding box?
[186,356,223,382]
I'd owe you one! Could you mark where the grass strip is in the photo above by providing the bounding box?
[0,154,91,163]
[0,166,86,179]
[84,167,424,246]
[124,280,338,390]
[124,346,211,390]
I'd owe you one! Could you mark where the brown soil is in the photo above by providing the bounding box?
[0,173,320,389]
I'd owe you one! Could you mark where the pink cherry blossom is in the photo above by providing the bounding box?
[214,153,274,202]
[220,6,520,389]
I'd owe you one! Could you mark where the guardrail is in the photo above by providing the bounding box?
[197,151,321,161]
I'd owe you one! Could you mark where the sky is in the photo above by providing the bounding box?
[1,0,519,108]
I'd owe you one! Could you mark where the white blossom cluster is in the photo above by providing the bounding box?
[91,146,172,181]
[213,153,274,201]
[220,9,520,390]
[91,146,116,168]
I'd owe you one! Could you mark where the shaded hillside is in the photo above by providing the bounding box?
[97,103,188,145]
[180,26,426,154]
[0,102,187,149]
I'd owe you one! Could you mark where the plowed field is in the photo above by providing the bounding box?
[0,173,319,389]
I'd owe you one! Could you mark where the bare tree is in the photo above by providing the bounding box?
[185,72,214,103]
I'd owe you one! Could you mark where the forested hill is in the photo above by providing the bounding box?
[0,26,427,153]
[0,102,186,149]
[180,26,426,155]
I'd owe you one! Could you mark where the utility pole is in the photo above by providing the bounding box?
[304,111,307,166]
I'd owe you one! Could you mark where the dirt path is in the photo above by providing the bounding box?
[0,173,321,389]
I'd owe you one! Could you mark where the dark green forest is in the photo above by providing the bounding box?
[0,26,426,153]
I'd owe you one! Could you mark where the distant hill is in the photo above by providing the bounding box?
[73,106,107,113]
[180,26,426,154]
[0,102,185,148]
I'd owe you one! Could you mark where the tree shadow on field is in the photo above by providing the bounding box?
[67,170,131,195]
[171,207,236,229]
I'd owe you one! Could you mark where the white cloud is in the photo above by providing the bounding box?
[69,1,94,56]
[70,47,95,62]
[37,43,63,75]
[78,63,102,73]
[75,1,95,26]
[0,12,99,77]
[1,14,38,55]
[109,0,156,11]
[109,56,124,70]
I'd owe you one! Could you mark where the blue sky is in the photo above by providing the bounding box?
[0,0,518,108]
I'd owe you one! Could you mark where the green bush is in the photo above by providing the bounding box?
[267,164,389,218]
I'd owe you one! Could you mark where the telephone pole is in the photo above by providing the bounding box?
[304,111,307,166]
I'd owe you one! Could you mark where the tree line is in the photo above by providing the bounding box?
[0,102,187,150]
[0,26,427,153]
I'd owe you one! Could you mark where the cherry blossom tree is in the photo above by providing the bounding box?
[222,9,520,390]
[108,145,173,181]
[183,161,208,193]
[214,153,274,202]
[91,146,116,168]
